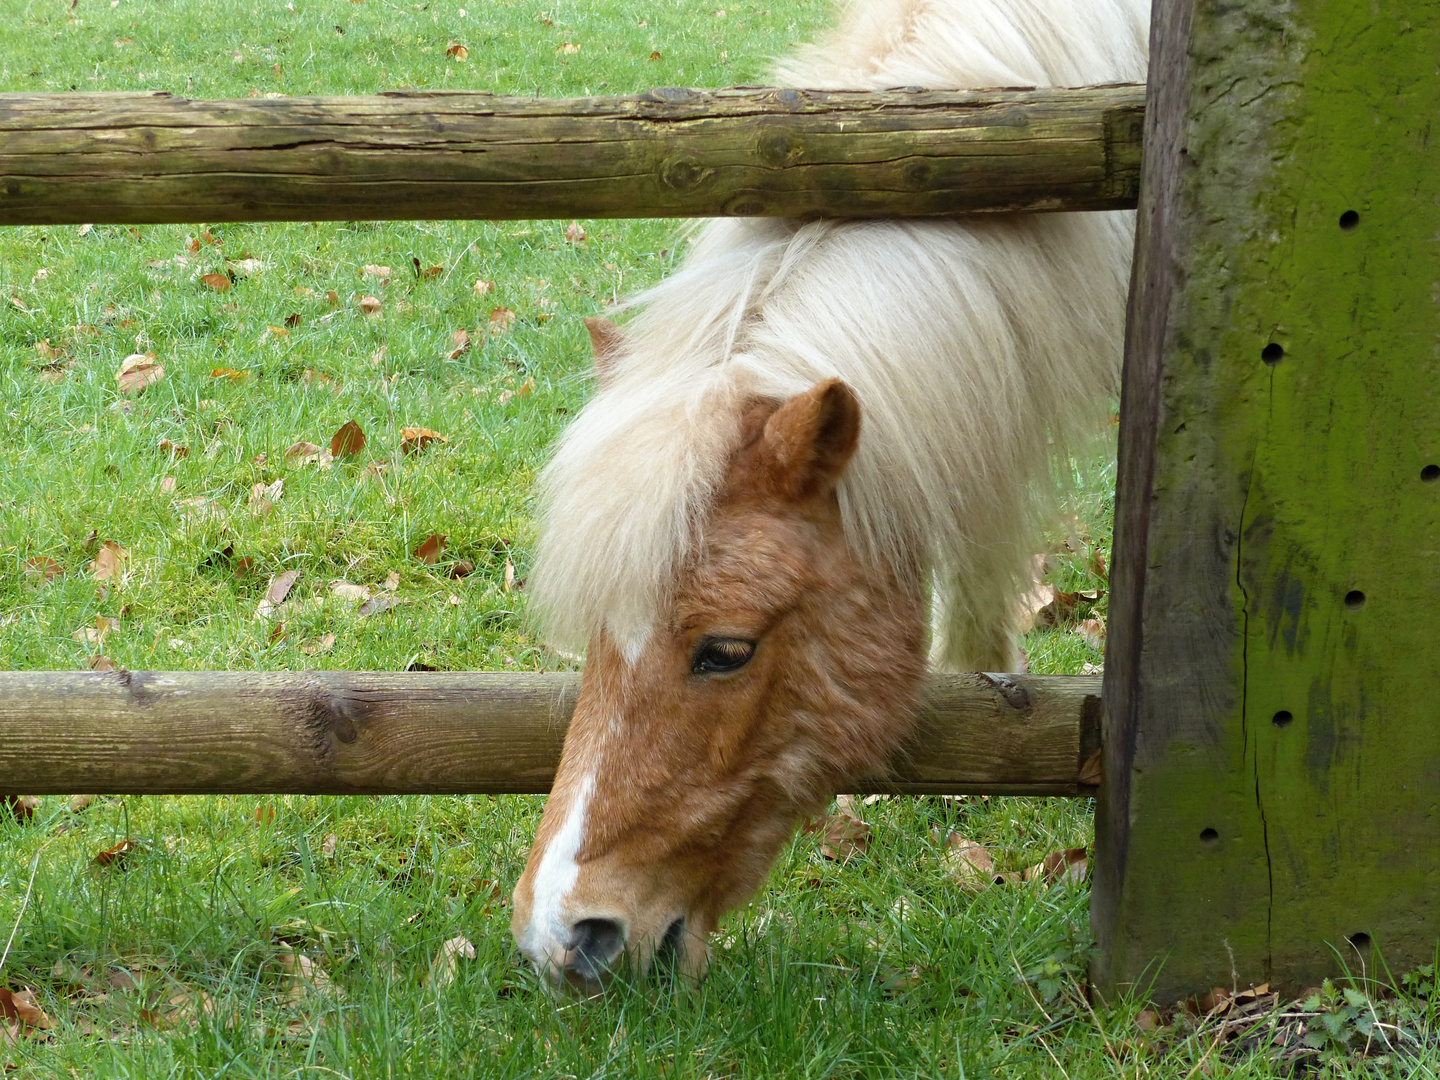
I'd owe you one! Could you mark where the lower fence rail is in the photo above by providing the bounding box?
[0,670,1099,796]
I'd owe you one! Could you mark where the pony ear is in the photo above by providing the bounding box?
[760,379,861,501]
[583,316,626,386]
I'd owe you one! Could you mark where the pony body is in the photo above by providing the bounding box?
[514,0,1149,991]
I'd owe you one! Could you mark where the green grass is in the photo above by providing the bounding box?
[1,2,1431,1077]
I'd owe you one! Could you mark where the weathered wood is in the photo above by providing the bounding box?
[0,85,1143,225]
[0,670,1099,796]
[1093,0,1440,1001]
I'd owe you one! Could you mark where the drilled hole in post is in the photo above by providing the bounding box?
[1344,590,1366,611]
[1423,464,1440,483]
[1261,343,1285,365]
[1348,932,1372,950]
[1339,210,1360,231]
[1199,828,1219,845]
[1272,710,1294,729]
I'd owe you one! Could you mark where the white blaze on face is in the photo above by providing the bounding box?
[521,771,595,964]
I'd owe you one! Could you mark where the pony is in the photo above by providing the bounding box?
[511,0,1149,993]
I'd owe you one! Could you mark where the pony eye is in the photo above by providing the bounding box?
[692,638,756,675]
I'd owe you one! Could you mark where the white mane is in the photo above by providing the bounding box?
[529,0,1149,661]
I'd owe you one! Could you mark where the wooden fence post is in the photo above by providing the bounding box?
[1092,0,1440,1001]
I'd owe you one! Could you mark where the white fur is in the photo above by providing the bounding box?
[523,772,594,960]
[529,0,1148,666]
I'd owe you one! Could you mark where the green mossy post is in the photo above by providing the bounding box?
[1093,0,1440,1000]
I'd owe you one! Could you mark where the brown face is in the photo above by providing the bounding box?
[511,380,927,993]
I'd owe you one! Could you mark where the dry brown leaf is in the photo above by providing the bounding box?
[502,557,516,592]
[1025,846,1088,886]
[284,312,302,328]
[445,41,468,59]
[1075,617,1106,650]
[24,556,64,583]
[254,804,276,824]
[86,655,116,672]
[320,833,338,856]
[808,808,870,861]
[284,440,324,464]
[1136,1008,1163,1032]
[330,419,366,458]
[330,581,372,603]
[301,632,337,656]
[211,366,251,381]
[94,837,141,868]
[3,795,38,824]
[382,570,401,591]
[1078,747,1103,786]
[943,833,997,891]
[199,271,231,292]
[1090,548,1108,580]
[401,427,448,455]
[0,987,54,1032]
[495,377,536,406]
[427,935,477,990]
[91,541,129,582]
[250,479,283,515]
[358,294,383,316]
[358,594,400,617]
[487,306,516,334]
[557,41,580,53]
[362,264,392,280]
[72,617,120,645]
[278,951,341,1001]
[301,369,339,390]
[161,477,176,493]
[448,559,474,580]
[157,438,189,458]
[565,221,587,244]
[255,569,300,619]
[413,533,447,564]
[325,289,340,306]
[116,352,164,394]
[472,278,493,296]
[649,49,662,60]
[447,328,471,359]
[69,794,97,812]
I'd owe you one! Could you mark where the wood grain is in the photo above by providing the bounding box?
[0,85,1143,225]
[0,670,1099,796]
[1092,0,1440,1002]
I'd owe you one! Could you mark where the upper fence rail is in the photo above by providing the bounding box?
[0,84,1144,226]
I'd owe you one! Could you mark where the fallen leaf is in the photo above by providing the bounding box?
[330,419,366,457]
[413,533,447,564]
[254,804,276,824]
[557,41,580,53]
[249,478,283,515]
[278,951,341,1002]
[325,289,340,306]
[301,632,337,656]
[427,935,476,990]
[199,271,232,292]
[565,221,586,244]
[401,427,448,455]
[91,541,129,583]
[24,556,64,583]
[86,655,116,672]
[1090,548,1108,580]
[382,570,401,591]
[1025,846,1088,886]
[284,440,324,464]
[649,49,662,60]
[0,987,54,1032]
[1078,748,1103,786]
[94,837,141,867]
[157,438,189,458]
[447,328,471,359]
[502,557,516,592]
[448,593,462,606]
[116,352,164,394]
[362,264,392,280]
[449,559,474,580]
[255,569,300,618]
[495,377,536,406]
[78,223,94,237]
[32,268,50,282]
[1136,1008,1163,1032]
[227,257,264,276]
[806,802,870,862]
[210,366,251,381]
[3,795,38,824]
[301,368,338,390]
[1075,617,1106,650]
[445,41,469,60]
[358,295,383,316]
[329,581,371,603]
[320,833,338,856]
[943,833,997,891]
[69,794,97,812]
[487,306,516,334]
[358,595,400,617]
[284,312,303,328]
[472,278,493,296]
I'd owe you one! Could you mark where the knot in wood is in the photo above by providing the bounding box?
[647,86,696,104]
[757,131,796,166]
[661,156,707,191]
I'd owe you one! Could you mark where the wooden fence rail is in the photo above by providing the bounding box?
[0,670,1099,797]
[0,84,1143,225]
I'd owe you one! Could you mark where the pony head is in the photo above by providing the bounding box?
[510,352,927,993]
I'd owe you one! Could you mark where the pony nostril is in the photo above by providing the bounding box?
[565,917,625,980]
[660,917,686,959]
